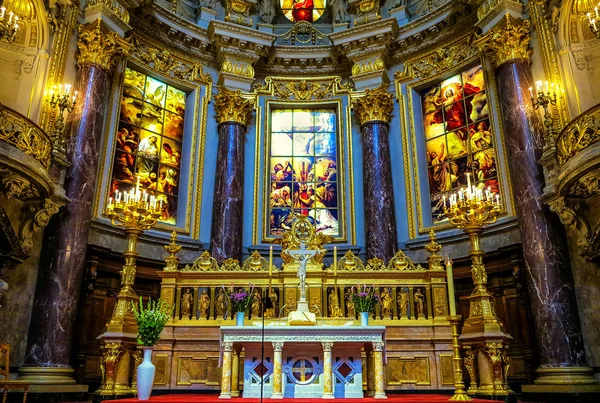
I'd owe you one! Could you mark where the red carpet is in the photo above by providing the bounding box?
[112,394,501,402]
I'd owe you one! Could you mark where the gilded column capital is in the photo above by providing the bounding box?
[474,14,531,66]
[352,86,394,126]
[213,87,254,126]
[76,19,131,71]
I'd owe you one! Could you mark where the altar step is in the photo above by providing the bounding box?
[109,394,502,403]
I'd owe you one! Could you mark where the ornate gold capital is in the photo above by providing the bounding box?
[77,19,130,70]
[352,86,394,125]
[474,14,531,66]
[213,87,254,126]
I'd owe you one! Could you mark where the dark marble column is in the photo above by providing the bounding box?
[495,60,588,369]
[210,87,254,261]
[353,87,397,262]
[211,122,246,261]
[360,121,397,261]
[21,22,126,382]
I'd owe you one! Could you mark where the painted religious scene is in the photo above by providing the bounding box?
[421,64,500,222]
[269,109,339,237]
[280,0,327,23]
[110,67,186,225]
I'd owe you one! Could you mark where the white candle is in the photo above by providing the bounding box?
[8,11,13,24]
[536,81,542,92]
[445,257,457,316]
[108,197,112,208]
[269,246,273,276]
[159,198,163,209]
[595,6,599,18]
[144,192,148,203]
[589,13,594,24]
[466,172,471,189]
[528,87,533,98]
[136,176,141,192]
[0,7,5,19]
[333,246,337,276]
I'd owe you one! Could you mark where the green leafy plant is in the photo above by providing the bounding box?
[351,284,380,313]
[131,297,173,346]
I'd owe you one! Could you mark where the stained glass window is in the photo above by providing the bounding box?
[421,64,500,222]
[109,67,187,225]
[269,109,339,236]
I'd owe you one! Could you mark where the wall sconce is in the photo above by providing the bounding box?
[0,7,19,43]
[529,81,559,150]
[48,83,77,153]
[587,3,600,38]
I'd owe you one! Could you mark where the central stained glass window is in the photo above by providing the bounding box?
[269,109,339,237]
[421,64,500,223]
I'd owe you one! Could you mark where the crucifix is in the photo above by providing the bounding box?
[287,241,317,302]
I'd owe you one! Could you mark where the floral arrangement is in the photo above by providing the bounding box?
[223,284,254,313]
[131,297,173,346]
[351,284,380,313]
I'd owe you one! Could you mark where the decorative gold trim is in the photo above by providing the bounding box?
[254,76,353,101]
[76,19,131,70]
[473,14,531,67]
[351,86,393,125]
[556,103,600,165]
[213,86,254,126]
[397,92,416,238]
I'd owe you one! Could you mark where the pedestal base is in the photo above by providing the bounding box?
[522,366,600,396]
[287,300,316,325]
[18,367,77,384]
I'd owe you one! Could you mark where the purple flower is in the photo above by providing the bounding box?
[358,292,368,297]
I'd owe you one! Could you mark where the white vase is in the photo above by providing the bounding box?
[137,347,155,400]
[236,311,245,326]
[360,311,369,326]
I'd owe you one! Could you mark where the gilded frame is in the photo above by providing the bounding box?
[395,34,513,238]
[93,34,211,239]
[253,97,356,244]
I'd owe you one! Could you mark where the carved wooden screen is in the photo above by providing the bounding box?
[109,67,187,224]
[268,109,340,237]
[420,64,500,222]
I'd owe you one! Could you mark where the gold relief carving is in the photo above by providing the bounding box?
[336,250,365,271]
[176,356,214,385]
[19,198,62,254]
[220,258,241,271]
[309,287,322,314]
[242,251,269,271]
[99,342,125,391]
[163,231,182,271]
[433,287,447,317]
[276,215,332,266]
[352,86,394,125]
[473,14,531,66]
[277,21,330,46]
[463,347,478,393]
[471,300,483,316]
[481,342,510,391]
[349,0,381,26]
[224,0,255,26]
[556,104,600,166]
[161,288,175,308]
[0,103,52,169]
[365,257,386,271]
[130,36,210,83]
[84,0,130,24]
[0,172,40,200]
[253,76,353,101]
[213,87,254,126]
[387,250,425,271]
[386,356,431,386]
[284,288,297,316]
[130,349,143,391]
[221,58,255,78]
[439,354,454,387]
[76,20,130,70]
[394,39,477,83]
[351,57,385,76]
[548,197,590,251]
[154,354,169,386]
[183,251,219,271]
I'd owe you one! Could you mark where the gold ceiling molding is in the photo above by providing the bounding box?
[351,86,394,125]
[394,33,478,83]
[213,86,254,126]
[253,76,353,101]
[129,35,211,83]
[84,0,130,24]
[76,19,131,70]
[556,103,600,165]
[473,14,531,66]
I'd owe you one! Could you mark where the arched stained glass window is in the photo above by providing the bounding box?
[109,67,187,225]
[421,64,500,222]
[268,109,339,236]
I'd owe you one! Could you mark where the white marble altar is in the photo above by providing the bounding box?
[219,326,387,399]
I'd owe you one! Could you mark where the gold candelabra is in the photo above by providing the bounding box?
[48,84,77,153]
[443,173,501,331]
[0,7,19,43]
[529,81,558,150]
[447,315,471,401]
[105,178,162,333]
[587,4,600,39]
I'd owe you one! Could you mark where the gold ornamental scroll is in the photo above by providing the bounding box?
[213,86,254,126]
[76,19,131,70]
[473,14,531,67]
[352,86,394,125]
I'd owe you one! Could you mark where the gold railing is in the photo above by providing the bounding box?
[557,103,600,166]
[0,103,53,169]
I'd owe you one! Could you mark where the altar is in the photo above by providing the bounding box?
[219,326,387,399]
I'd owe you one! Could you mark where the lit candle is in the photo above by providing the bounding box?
[0,7,5,19]
[144,192,148,203]
[443,195,447,209]
[458,189,463,201]
[528,87,533,98]
[595,6,599,18]
[466,172,471,189]
[269,245,273,277]
[108,197,113,208]
[136,176,141,193]
[159,198,163,209]
[333,246,337,276]
[8,11,13,24]
[536,81,542,92]
[589,13,594,24]
[445,257,457,316]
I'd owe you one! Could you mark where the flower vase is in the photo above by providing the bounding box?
[360,311,369,326]
[137,347,155,400]
[236,311,245,326]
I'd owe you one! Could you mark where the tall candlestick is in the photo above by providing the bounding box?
[445,257,457,316]
[269,246,273,277]
[333,246,337,277]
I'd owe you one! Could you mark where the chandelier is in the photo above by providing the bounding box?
[587,3,600,38]
[0,7,19,43]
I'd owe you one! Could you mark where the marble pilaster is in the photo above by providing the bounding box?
[353,88,397,261]
[231,349,240,397]
[220,342,233,399]
[475,15,598,390]
[272,342,283,399]
[372,342,387,399]
[21,21,128,383]
[210,87,253,261]
[322,342,334,399]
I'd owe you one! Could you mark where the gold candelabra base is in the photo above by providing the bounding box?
[447,315,472,401]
